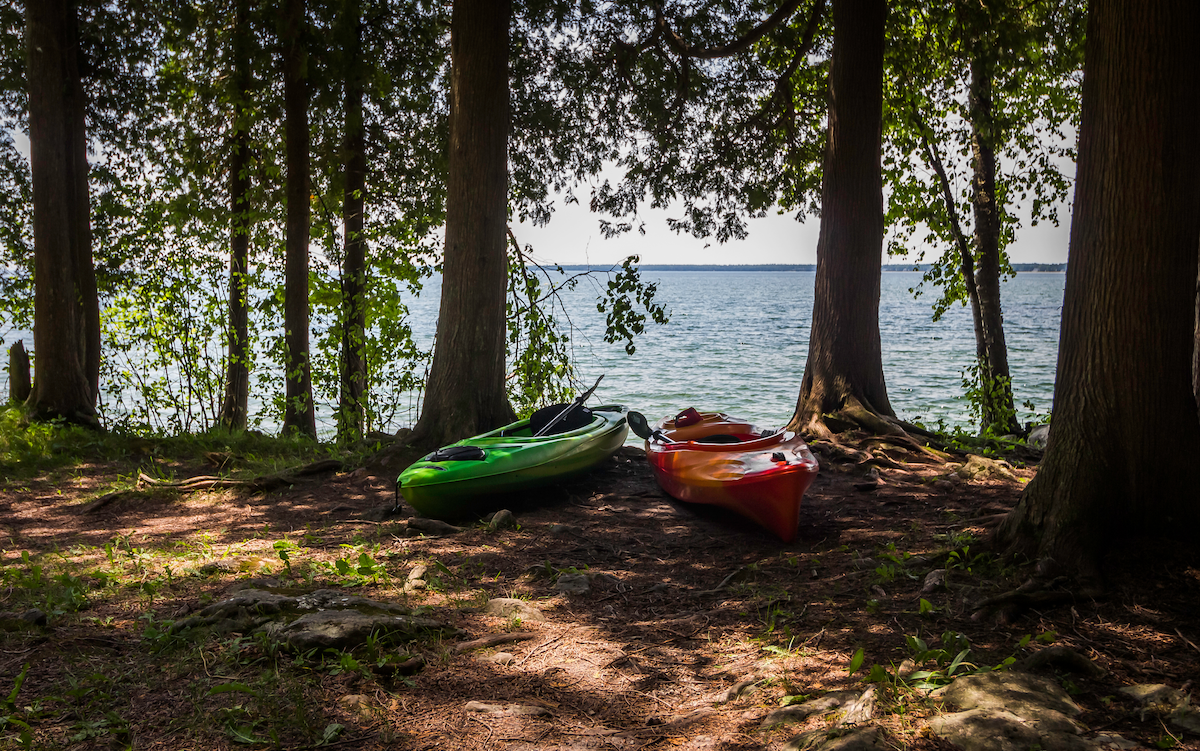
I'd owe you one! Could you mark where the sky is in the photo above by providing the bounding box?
[516,188,1074,267]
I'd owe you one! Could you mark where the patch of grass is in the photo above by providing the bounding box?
[0,405,352,481]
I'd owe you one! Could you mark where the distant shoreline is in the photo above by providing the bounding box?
[555,263,1067,273]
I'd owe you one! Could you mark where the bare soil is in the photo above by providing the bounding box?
[2,441,1198,750]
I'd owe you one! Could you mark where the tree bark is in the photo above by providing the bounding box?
[788,0,893,437]
[995,0,1200,577]
[1194,240,1199,417]
[408,0,514,448]
[219,0,252,431]
[280,0,316,438]
[25,0,99,426]
[968,51,1021,435]
[338,0,367,443]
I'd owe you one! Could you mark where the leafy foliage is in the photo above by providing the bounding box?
[884,0,1084,312]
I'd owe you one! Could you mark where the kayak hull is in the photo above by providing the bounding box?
[644,411,819,543]
[399,406,629,520]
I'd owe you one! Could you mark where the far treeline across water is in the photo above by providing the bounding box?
[556,263,1070,273]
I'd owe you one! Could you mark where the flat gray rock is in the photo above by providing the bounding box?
[929,672,1100,751]
[555,573,591,595]
[932,670,1082,722]
[170,587,458,651]
[270,609,452,652]
[931,708,1043,751]
[483,597,546,622]
[783,725,885,751]
[762,691,861,727]
[1118,683,1186,711]
[464,701,551,717]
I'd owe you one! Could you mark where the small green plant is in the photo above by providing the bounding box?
[865,631,1018,689]
[139,611,182,652]
[324,650,368,679]
[328,551,388,585]
[69,711,130,743]
[1,663,33,750]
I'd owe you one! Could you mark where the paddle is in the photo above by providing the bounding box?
[533,374,604,437]
[626,411,673,443]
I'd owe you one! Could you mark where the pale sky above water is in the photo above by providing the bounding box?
[517,195,1074,267]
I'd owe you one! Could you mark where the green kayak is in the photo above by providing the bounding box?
[397,405,629,520]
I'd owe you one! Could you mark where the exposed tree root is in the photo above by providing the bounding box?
[799,394,951,470]
[970,570,1102,624]
[1019,645,1107,677]
[82,490,132,515]
[131,459,344,495]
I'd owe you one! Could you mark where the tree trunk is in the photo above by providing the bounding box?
[788,0,893,437]
[995,0,1200,578]
[968,51,1021,435]
[219,0,252,431]
[338,0,367,444]
[409,0,514,448]
[25,0,99,426]
[280,0,316,438]
[1194,242,1199,417]
[65,4,99,404]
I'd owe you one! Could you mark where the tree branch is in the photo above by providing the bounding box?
[656,0,810,60]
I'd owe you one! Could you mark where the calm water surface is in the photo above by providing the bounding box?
[411,270,1064,434]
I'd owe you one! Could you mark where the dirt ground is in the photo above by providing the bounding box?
[2,439,1199,750]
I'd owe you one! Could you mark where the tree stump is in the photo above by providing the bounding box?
[8,340,31,403]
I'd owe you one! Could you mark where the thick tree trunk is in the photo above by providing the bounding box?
[220,0,252,431]
[995,0,1200,577]
[338,0,367,443]
[409,0,514,448]
[64,5,99,404]
[25,0,99,426]
[280,0,316,438]
[968,52,1020,435]
[1194,244,1199,417]
[788,0,893,437]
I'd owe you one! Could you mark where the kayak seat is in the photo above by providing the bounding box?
[428,445,486,462]
[693,432,763,444]
[694,434,743,444]
[528,403,593,435]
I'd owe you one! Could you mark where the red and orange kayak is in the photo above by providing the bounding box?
[641,410,818,543]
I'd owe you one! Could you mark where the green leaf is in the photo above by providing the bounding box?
[227,725,268,744]
[319,723,345,745]
[847,648,865,674]
[779,694,811,706]
[208,682,260,697]
[946,648,970,676]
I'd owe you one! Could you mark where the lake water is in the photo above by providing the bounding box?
[1,269,1065,436]
[408,269,1064,434]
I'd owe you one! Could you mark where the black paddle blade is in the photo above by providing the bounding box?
[627,411,653,440]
